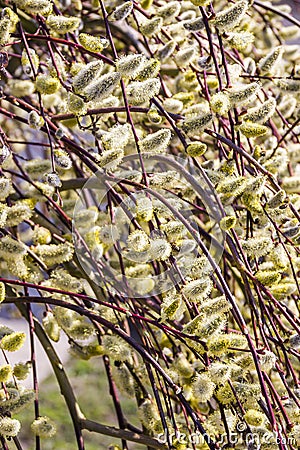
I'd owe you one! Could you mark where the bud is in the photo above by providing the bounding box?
[0,282,4,304]
[192,373,215,403]
[239,122,268,138]
[276,79,300,92]
[0,417,21,437]
[175,46,197,67]
[102,335,132,363]
[84,72,121,102]
[46,15,80,34]
[28,110,44,129]
[44,172,61,188]
[161,294,184,321]
[67,93,87,115]
[244,409,265,427]
[13,362,31,380]
[138,129,171,154]
[140,17,163,36]
[220,215,236,230]
[54,149,72,170]
[21,48,39,75]
[136,58,160,81]
[98,148,124,170]
[0,236,27,258]
[6,202,33,227]
[149,238,171,261]
[19,0,53,16]
[2,8,19,33]
[228,82,261,106]
[116,54,146,79]
[157,40,176,61]
[72,60,103,94]
[126,78,160,105]
[182,278,213,303]
[182,113,213,136]
[183,17,205,32]
[138,398,160,429]
[243,98,276,124]
[1,332,26,352]
[35,74,60,95]
[136,196,153,222]
[0,177,11,201]
[258,46,283,75]
[241,236,274,257]
[157,2,181,23]
[31,416,56,438]
[225,31,254,51]
[210,92,231,115]
[78,33,107,53]
[147,106,162,124]
[259,350,276,371]
[190,0,210,5]
[110,1,133,21]
[43,311,61,342]
[0,364,12,382]
[8,79,35,97]
[214,0,249,32]
[34,242,74,266]
[127,230,150,252]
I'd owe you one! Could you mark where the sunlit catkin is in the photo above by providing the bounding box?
[214,0,249,32]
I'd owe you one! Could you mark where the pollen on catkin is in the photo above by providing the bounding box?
[239,122,268,138]
[78,33,107,53]
[258,46,283,75]
[241,236,274,257]
[18,0,53,16]
[46,15,80,34]
[34,242,74,266]
[184,17,205,31]
[210,92,231,116]
[35,74,60,95]
[243,98,276,124]
[127,230,150,252]
[135,58,160,81]
[0,417,21,437]
[182,278,213,303]
[213,0,249,32]
[0,236,27,258]
[116,54,146,79]
[192,373,216,403]
[138,129,171,154]
[31,416,56,438]
[0,364,13,382]
[149,238,172,261]
[225,31,254,51]
[126,78,160,105]
[13,362,31,380]
[72,60,103,93]
[182,113,213,136]
[110,1,133,21]
[84,72,121,102]
[1,332,26,352]
[227,82,261,106]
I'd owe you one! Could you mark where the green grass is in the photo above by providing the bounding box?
[14,357,142,450]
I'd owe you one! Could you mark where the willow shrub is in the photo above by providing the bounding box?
[0,0,300,449]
